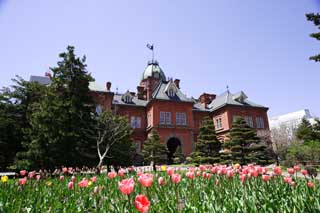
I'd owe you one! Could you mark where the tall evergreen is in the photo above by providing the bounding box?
[295,118,316,142]
[142,129,167,167]
[190,117,221,164]
[18,46,96,169]
[223,117,268,165]
[306,13,320,62]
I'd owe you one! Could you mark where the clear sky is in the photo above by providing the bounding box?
[0,0,319,117]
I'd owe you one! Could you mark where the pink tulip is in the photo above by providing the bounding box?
[186,171,195,179]
[158,177,165,186]
[19,177,27,185]
[301,169,308,176]
[94,186,99,194]
[71,176,76,183]
[36,175,41,181]
[62,167,68,173]
[135,194,150,213]
[138,173,153,187]
[284,176,292,184]
[240,174,246,183]
[308,181,314,188]
[118,178,135,195]
[90,176,97,183]
[20,170,27,177]
[294,165,300,172]
[108,171,117,179]
[67,181,74,189]
[118,168,126,177]
[167,168,174,176]
[273,166,282,175]
[60,175,64,181]
[226,170,234,179]
[287,168,295,175]
[28,171,36,179]
[199,165,206,171]
[78,179,89,188]
[171,173,181,184]
[262,175,269,182]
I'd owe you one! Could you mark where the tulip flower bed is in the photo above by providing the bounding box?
[0,164,319,212]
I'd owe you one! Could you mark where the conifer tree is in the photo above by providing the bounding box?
[173,145,185,164]
[306,13,320,62]
[223,117,269,165]
[295,118,316,142]
[190,117,221,164]
[142,129,167,167]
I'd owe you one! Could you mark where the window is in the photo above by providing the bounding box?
[244,116,254,127]
[124,95,131,103]
[165,112,171,125]
[176,112,186,126]
[160,112,165,125]
[168,88,175,97]
[215,118,223,130]
[256,117,265,129]
[131,116,141,129]
[95,105,102,115]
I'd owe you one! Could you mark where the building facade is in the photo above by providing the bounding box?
[88,60,270,159]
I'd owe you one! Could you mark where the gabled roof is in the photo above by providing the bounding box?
[113,94,148,107]
[152,81,193,103]
[207,91,266,111]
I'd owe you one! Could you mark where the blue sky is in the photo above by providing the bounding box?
[0,0,319,117]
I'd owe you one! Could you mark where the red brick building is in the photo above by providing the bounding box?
[88,60,270,159]
[31,60,270,162]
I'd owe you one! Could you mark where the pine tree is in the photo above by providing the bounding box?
[295,118,315,142]
[190,117,221,164]
[142,129,167,167]
[223,117,268,165]
[306,13,320,62]
[173,145,185,164]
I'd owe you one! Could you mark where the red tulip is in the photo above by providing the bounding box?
[273,166,282,175]
[301,169,308,176]
[171,173,181,184]
[18,177,27,185]
[186,171,195,179]
[67,181,74,189]
[287,168,295,175]
[108,171,117,179]
[158,177,165,186]
[138,173,153,187]
[199,165,206,171]
[167,168,174,176]
[20,170,27,177]
[119,178,135,195]
[135,194,150,213]
[308,181,314,188]
[78,179,89,188]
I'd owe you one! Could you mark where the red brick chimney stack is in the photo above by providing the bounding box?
[199,93,216,108]
[106,81,111,92]
[174,79,180,89]
[137,86,144,99]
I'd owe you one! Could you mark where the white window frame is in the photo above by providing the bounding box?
[176,112,186,126]
[168,88,175,97]
[244,116,254,128]
[215,118,223,130]
[136,117,141,128]
[160,111,165,125]
[165,112,171,125]
[256,117,265,129]
[131,116,136,128]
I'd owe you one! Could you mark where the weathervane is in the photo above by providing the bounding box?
[146,43,154,61]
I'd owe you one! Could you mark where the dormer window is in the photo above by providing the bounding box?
[168,88,175,97]
[122,91,133,103]
[124,95,131,103]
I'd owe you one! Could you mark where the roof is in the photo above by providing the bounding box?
[141,60,166,82]
[113,94,148,107]
[207,91,266,111]
[152,81,194,103]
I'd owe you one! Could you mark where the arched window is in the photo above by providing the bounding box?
[168,88,175,97]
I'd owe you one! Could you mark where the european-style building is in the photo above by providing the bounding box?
[30,59,270,163]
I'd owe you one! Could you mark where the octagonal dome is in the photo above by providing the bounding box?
[141,60,166,82]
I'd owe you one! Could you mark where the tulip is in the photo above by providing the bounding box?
[158,177,165,186]
[94,186,99,194]
[20,170,27,177]
[90,176,97,183]
[108,171,117,179]
[67,181,74,190]
[59,175,64,181]
[119,178,135,195]
[294,165,300,172]
[36,175,41,181]
[1,175,8,183]
[28,171,36,179]
[19,177,27,186]
[273,166,282,175]
[171,173,181,184]
[71,176,76,183]
[226,170,234,179]
[138,173,153,187]
[199,165,206,171]
[78,179,89,188]
[167,168,174,176]
[307,181,314,188]
[161,165,167,171]
[62,167,68,173]
[262,175,269,182]
[287,168,295,175]
[301,169,308,176]
[240,174,246,183]
[284,176,292,184]
[135,194,150,213]
[186,171,195,179]
[118,169,126,177]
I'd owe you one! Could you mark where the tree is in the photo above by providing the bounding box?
[0,76,45,170]
[173,146,185,164]
[17,46,96,169]
[94,111,133,168]
[306,13,320,62]
[190,117,221,164]
[295,118,316,142]
[223,117,268,165]
[142,129,167,168]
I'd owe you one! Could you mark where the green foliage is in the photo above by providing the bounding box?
[285,140,320,166]
[173,146,185,164]
[0,76,45,170]
[17,46,96,169]
[306,13,320,62]
[295,118,317,142]
[142,129,167,165]
[190,117,221,164]
[94,111,133,168]
[223,117,269,165]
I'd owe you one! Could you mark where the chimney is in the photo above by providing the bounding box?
[199,93,216,108]
[106,81,111,92]
[137,86,144,99]
[174,79,180,89]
